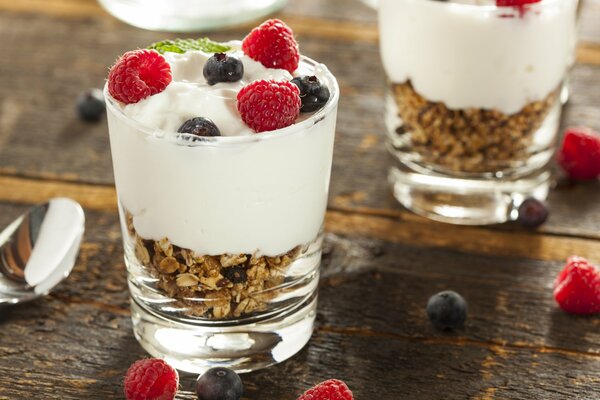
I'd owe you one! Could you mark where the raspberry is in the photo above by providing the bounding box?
[557,127,600,180]
[496,0,540,7]
[124,358,179,400]
[108,49,172,104]
[554,256,600,315]
[297,379,353,400]
[242,19,299,74]
[237,79,301,133]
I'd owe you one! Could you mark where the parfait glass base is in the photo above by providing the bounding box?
[130,294,317,374]
[388,165,552,226]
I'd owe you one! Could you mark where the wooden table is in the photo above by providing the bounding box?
[1,0,599,398]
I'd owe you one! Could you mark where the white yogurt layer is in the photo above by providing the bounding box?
[107,50,338,256]
[379,0,578,115]
[124,42,293,136]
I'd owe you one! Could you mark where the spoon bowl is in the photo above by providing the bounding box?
[0,198,85,305]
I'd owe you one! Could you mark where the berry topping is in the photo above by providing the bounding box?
[177,117,221,137]
[426,291,468,330]
[196,367,244,400]
[297,379,353,400]
[554,256,600,315]
[291,75,331,113]
[108,49,172,104]
[124,358,179,400]
[517,197,550,229]
[496,0,540,7]
[203,53,244,86]
[237,79,301,133]
[557,127,600,180]
[76,88,105,122]
[242,19,300,74]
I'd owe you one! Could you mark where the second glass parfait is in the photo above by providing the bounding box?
[380,0,578,224]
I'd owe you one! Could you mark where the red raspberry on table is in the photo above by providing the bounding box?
[237,79,301,133]
[554,256,600,315]
[297,379,353,400]
[557,127,600,180]
[108,49,172,104]
[242,19,300,74]
[124,358,179,400]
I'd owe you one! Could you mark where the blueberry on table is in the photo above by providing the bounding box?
[203,53,244,85]
[177,117,221,137]
[76,88,105,122]
[517,197,550,228]
[196,367,244,400]
[291,75,330,113]
[427,291,468,331]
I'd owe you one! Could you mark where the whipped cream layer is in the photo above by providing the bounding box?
[379,0,578,115]
[124,42,293,136]
[107,52,338,256]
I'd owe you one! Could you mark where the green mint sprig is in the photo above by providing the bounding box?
[147,38,231,54]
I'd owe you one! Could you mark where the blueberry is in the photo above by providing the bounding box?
[203,53,244,86]
[196,367,243,400]
[222,266,247,284]
[290,75,330,113]
[427,291,467,331]
[177,117,221,137]
[76,88,105,122]
[517,197,549,228]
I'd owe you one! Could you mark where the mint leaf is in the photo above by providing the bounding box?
[148,38,231,54]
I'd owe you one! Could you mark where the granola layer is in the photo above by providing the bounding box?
[391,81,558,173]
[126,214,303,319]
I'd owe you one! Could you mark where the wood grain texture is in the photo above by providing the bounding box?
[0,9,600,237]
[3,177,600,263]
[0,0,599,49]
[1,0,600,398]
[1,12,600,240]
[0,176,117,210]
[0,204,598,399]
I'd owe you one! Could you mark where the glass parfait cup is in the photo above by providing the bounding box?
[105,57,339,373]
[379,0,578,224]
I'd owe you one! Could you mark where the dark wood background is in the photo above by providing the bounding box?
[0,0,599,398]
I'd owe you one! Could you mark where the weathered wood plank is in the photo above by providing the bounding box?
[1,202,598,355]
[0,176,117,211]
[0,204,598,399]
[2,295,597,400]
[3,178,600,263]
[0,0,599,47]
[0,1,598,398]
[325,210,600,263]
[1,12,600,240]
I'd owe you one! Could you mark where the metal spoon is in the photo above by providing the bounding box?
[0,198,85,305]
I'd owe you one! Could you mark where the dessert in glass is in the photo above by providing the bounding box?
[380,0,578,224]
[104,20,339,372]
